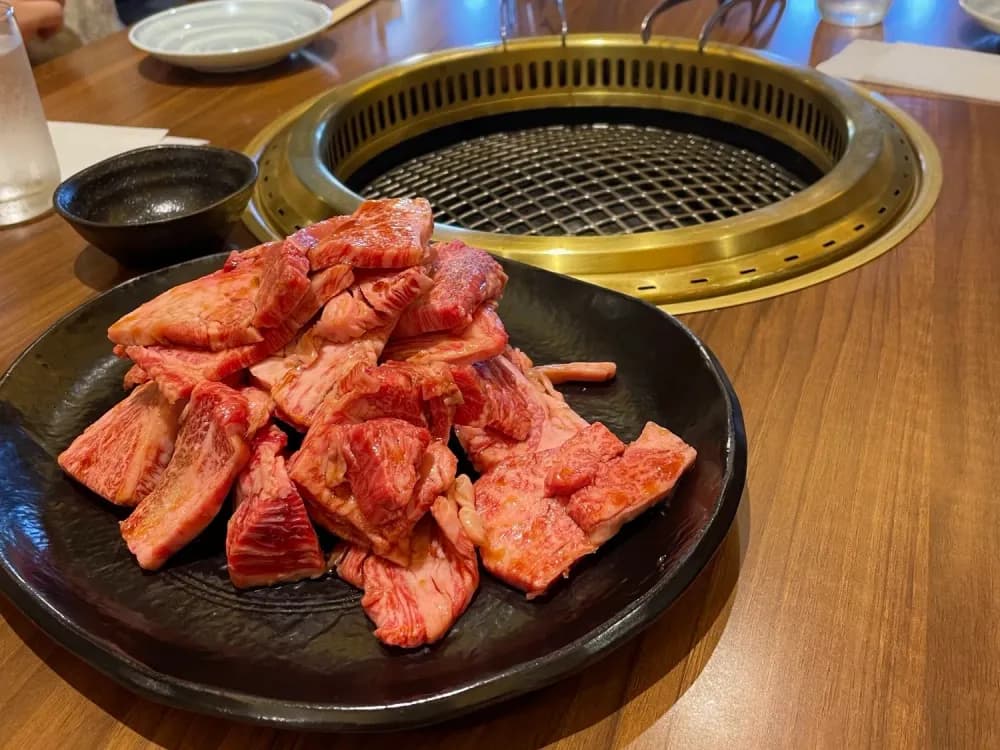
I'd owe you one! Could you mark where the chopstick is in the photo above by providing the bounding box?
[327,0,379,27]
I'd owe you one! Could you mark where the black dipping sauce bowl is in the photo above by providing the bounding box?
[53,145,258,269]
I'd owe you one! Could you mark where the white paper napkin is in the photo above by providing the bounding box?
[47,121,210,180]
[817,41,1000,104]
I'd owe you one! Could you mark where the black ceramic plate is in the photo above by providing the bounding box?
[0,256,746,731]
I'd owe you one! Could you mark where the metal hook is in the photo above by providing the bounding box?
[500,0,568,49]
[642,0,763,49]
[697,0,761,52]
[554,0,568,46]
[640,0,697,45]
[500,0,512,49]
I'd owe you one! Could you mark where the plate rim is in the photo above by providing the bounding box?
[0,254,747,731]
[127,0,333,61]
[959,0,1000,31]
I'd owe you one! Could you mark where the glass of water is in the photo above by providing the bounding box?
[0,2,61,226]
[817,0,892,27]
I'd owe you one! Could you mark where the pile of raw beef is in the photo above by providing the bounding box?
[58,198,697,648]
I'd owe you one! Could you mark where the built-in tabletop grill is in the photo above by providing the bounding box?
[244,35,939,312]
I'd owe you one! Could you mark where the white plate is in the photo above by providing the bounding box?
[128,0,333,73]
[961,0,1000,33]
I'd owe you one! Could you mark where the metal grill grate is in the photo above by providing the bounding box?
[358,123,808,235]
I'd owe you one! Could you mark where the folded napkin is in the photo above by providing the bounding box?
[817,40,1000,104]
[47,121,210,180]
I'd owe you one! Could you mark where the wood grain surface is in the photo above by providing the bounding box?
[1,0,998,747]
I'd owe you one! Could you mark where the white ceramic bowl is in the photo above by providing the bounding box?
[961,0,1000,34]
[128,0,334,73]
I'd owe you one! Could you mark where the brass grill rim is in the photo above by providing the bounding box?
[243,36,940,313]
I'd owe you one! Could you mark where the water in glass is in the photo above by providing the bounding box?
[817,0,892,27]
[0,3,61,226]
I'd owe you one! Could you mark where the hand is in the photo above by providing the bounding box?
[11,0,65,42]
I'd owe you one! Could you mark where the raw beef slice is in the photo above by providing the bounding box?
[318,360,461,440]
[534,361,617,384]
[123,342,273,403]
[120,382,252,570]
[289,198,433,271]
[393,240,508,337]
[544,422,626,496]
[258,268,431,428]
[58,382,183,507]
[454,350,587,472]
[108,242,279,351]
[290,418,455,564]
[384,303,509,367]
[251,240,311,329]
[226,425,325,588]
[314,267,432,342]
[334,476,478,647]
[470,450,594,598]
[261,331,386,430]
[564,422,697,545]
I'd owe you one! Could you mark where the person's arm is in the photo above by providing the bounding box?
[12,0,64,42]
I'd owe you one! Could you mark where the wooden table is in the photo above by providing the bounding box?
[2,1,998,747]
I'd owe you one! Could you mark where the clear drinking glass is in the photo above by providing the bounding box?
[817,0,892,27]
[0,2,61,226]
